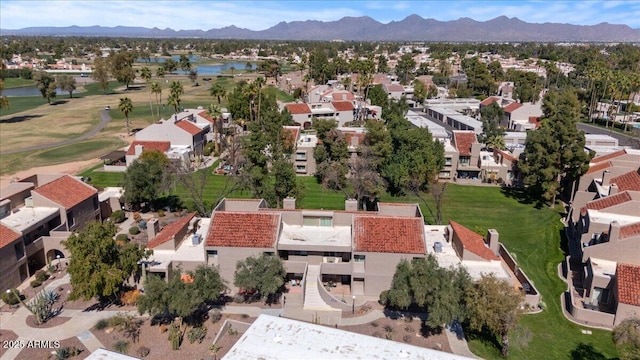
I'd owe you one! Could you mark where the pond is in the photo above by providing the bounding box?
[1,86,68,97]
[175,62,256,75]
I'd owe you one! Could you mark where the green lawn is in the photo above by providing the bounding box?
[76,166,616,359]
[2,77,35,88]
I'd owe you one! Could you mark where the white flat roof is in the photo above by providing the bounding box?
[278,223,352,248]
[589,258,617,278]
[223,314,472,360]
[448,114,482,130]
[98,187,124,202]
[85,348,141,360]
[424,226,511,282]
[0,207,59,233]
[147,218,209,271]
[588,210,640,227]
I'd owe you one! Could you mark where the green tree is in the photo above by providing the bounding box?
[367,84,388,108]
[234,254,286,303]
[466,274,524,357]
[313,119,349,192]
[612,317,640,360]
[413,79,427,104]
[168,81,183,113]
[92,57,110,94]
[62,222,150,302]
[162,58,178,74]
[0,79,10,109]
[377,54,389,73]
[206,103,223,155]
[519,90,592,206]
[56,74,76,98]
[33,71,57,104]
[150,82,162,120]
[123,150,170,209]
[479,102,506,150]
[140,66,154,117]
[208,83,226,105]
[272,158,300,209]
[179,54,191,73]
[109,51,136,90]
[118,97,133,135]
[395,53,416,85]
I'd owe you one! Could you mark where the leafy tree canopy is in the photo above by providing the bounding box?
[234,254,286,303]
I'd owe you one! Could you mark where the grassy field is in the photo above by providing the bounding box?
[76,169,617,359]
[3,77,35,88]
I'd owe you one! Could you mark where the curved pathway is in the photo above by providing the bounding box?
[0,110,112,155]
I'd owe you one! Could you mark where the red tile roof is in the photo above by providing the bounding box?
[620,222,640,239]
[147,212,197,249]
[528,116,541,128]
[353,215,425,254]
[207,212,280,248]
[175,120,204,136]
[586,161,612,175]
[616,263,640,306]
[585,191,633,211]
[331,92,355,101]
[591,149,627,164]
[0,224,21,249]
[495,149,517,163]
[198,111,214,123]
[126,141,171,156]
[33,175,97,209]
[453,131,477,156]
[449,220,499,261]
[610,170,640,192]
[385,84,405,93]
[503,102,523,113]
[480,97,498,106]
[285,103,311,115]
[283,126,300,148]
[332,101,355,112]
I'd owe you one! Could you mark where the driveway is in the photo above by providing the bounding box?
[0,110,113,155]
[577,122,639,149]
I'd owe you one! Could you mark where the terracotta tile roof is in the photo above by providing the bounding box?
[453,131,477,156]
[591,149,627,164]
[449,220,499,261]
[586,161,612,175]
[147,212,197,249]
[285,103,311,115]
[331,92,355,101]
[495,149,516,163]
[529,116,541,128]
[616,263,640,306]
[33,175,97,209]
[503,102,523,113]
[385,84,405,93]
[585,191,633,211]
[126,141,171,156]
[480,97,498,106]
[620,222,640,239]
[343,132,366,147]
[353,215,425,254]
[175,120,204,136]
[198,111,214,123]
[283,126,300,148]
[0,223,21,249]
[610,170,640,192]
[207,212,280,248]
[331,101,355,112]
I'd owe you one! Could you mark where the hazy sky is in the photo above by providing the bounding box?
[2,0,640,30]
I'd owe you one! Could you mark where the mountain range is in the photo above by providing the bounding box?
[3,15,640,42]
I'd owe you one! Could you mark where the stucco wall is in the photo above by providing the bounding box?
[210,246,275,292]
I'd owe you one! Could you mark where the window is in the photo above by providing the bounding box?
[207,250,218,262]
[354,255,365,263]
[445,158,452,166]
[439,171,450,178]
[296,165,307,173]
[15,243,25,261]
[303,216,332,226]
[296,152,306,160]
[459,156,470,166]
[592,287,610,305]
[66,210,75,228]
[320,218,332,227]
[291,250,308,256]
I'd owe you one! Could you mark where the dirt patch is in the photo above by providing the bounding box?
[340,316,451,353]
[0,158,100,188]
[26,315,71,328]
[16,335,89,360]
[92,313,255,359]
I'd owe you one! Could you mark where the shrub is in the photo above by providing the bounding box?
[133,212,142,222]
[383,325,394,333]
[129,226,140,235]
[385,333,393,340]
[157,209,165,217]
[114,340,129,354]
[108,313,129,328]
[209,309,222,323]
[227,325,238,336]
[54,347,70,360]
[379,290,389,306]
[371,320,379,327]
[121,290,142,306]
[405,325,415,333]
[116,234,129,243]
[94,318,109,330]
[35,270,49,282]
[403,334,412,343]
[136,346,150,358]
[233,294,245,303]
[30,280,42,288]
[404,315,414,323]
[188,326,207,344]
[1,289,20,305]
[110,210,126,224]
[203,142,216,156]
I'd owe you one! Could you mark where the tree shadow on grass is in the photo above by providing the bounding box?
[0,114,43,124]
[50,100,69,106]
[500,186,546,209]
[570,342,614,360]
[464,325,502,355]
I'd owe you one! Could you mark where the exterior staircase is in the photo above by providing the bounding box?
[303,265,334,311]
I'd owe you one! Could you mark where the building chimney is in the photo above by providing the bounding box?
[487,229,500,256]
[147,218,160,240]
[602,170,611,186]
[134,144,144,156]
[609,183,619,196]
[608,221,620,242]
[283,197,296,210]
[345,199,358,212]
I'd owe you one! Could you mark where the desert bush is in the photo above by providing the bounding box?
[54,347,70,360]
[1,289,20,305]
[133,212,142,222]
[136,346,150,358]
[405,325,415,333]
[378,290,389,306]
[110,210,126,223]
[385,333,393,340]
[383,325,394,333]
[209,309,222,323]
[188,326,207,344]
[157,209,165,217]
[120,289,142,306]
[241,313,250,319]
[116,234,129,243]
[403,334,412,343]
[371,320,379,327]
[94,318,109,330]
[203,142,216,156]
[114,340,129,354]
[35,270,49,282]
[30,279,42,288]
[129,226,140,235]
[168,322,182,350]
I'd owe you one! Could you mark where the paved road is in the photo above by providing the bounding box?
[578,123,639,149]
[0,110,113,156]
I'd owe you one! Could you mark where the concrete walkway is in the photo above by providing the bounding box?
[445,327,481,359]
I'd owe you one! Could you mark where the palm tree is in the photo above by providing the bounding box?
[168,81,183,114]
[208,83,226,104]
[229,66,235,77]
[151,82,162,120]
[253,77,266,124]
[118,97,133,135]
[206,103,223,154]
[156,66,166,80]
[140,67,154,119]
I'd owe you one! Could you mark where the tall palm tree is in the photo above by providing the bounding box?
[229,66,235,77]
[151,82,162,120]
[253,77,266,124]
[208,83,226,104]
[168,81,184,114]
[140,66,154,119]
[206,103,223,154]
[118,97,133,135]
